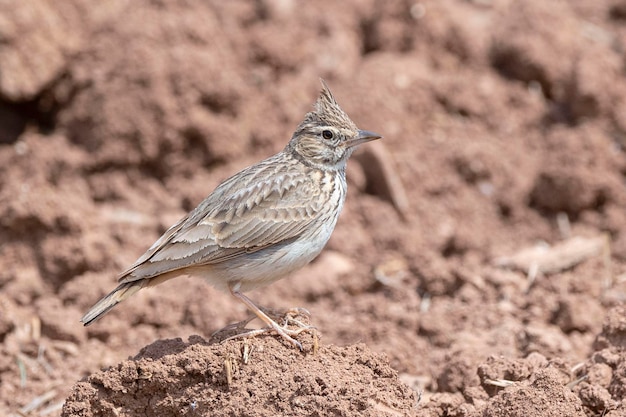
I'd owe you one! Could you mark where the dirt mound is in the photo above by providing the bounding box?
[62,335,418,417]
[2,0,626,416]
[59,306,626,417]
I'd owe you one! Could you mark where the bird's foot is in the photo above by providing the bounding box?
[212,307,317,351]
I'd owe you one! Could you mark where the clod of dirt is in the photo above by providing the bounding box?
[0,0,86,101]
[593,305,626,350]
[61,336,418,417]
[483,365,585,417]
[354,141,410,220]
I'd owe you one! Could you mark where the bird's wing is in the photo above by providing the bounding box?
[118,158,323,283]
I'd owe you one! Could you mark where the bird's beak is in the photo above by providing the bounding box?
[346,130,382,148]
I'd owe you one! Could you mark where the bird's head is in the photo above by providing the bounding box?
[288,80,381,171]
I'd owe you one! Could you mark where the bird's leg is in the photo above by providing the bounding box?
[226,285,315,351]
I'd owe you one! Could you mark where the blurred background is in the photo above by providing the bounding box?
[2,0,626,415]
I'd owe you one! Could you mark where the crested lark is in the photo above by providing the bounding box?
[81,80,381,349]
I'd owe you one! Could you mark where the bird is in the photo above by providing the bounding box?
[81,80,381,350]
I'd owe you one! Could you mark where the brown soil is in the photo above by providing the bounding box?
[2,0,626,416]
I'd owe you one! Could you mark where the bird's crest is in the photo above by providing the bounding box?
[311,79,356,130]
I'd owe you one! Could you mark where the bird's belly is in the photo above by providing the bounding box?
[192,230,332,293]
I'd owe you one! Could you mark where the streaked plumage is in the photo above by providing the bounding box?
[81,80,381,349]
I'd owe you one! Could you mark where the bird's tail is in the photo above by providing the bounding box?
[80,281,144,326]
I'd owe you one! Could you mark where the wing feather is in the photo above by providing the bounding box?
[117,155,323,284]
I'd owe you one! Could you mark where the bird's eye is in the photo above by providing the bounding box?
[322,130,334,140]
